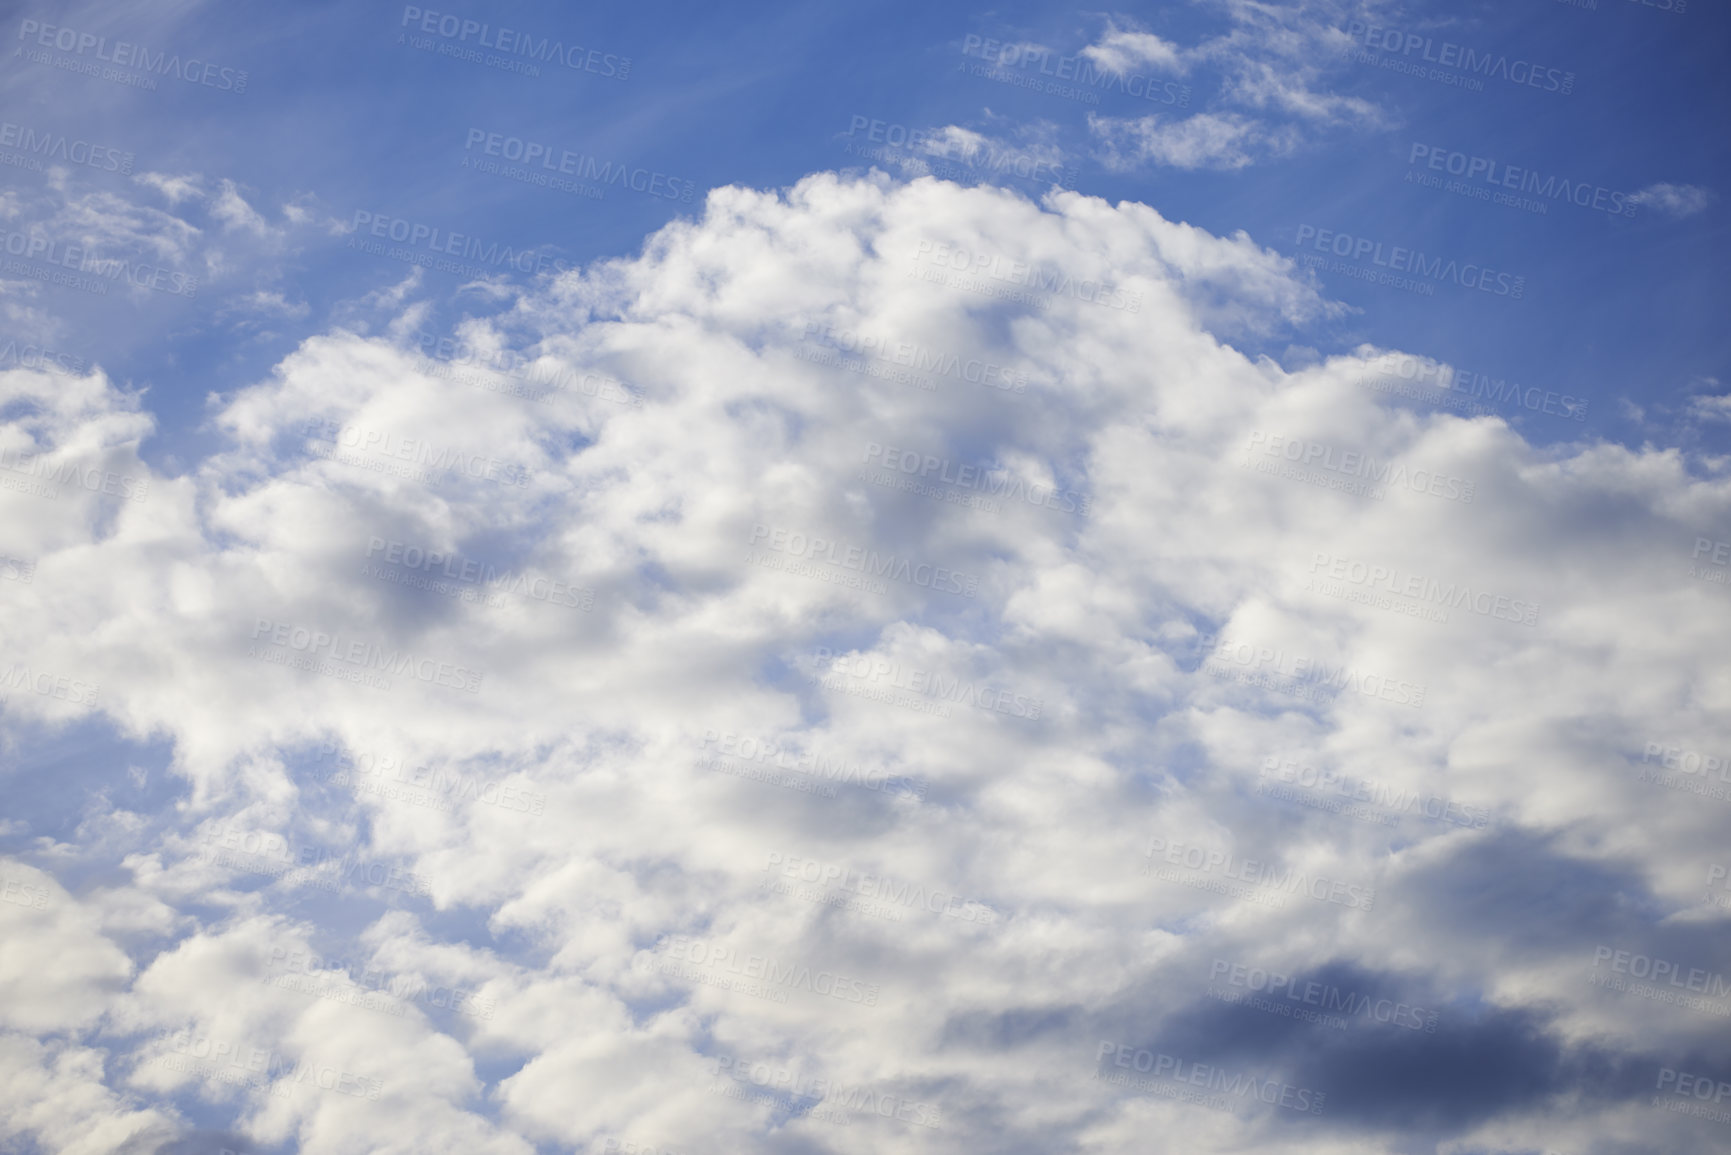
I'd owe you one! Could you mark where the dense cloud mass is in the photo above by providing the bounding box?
[1,162,1727,1154]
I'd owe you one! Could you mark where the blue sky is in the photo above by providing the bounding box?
[1,2,1729,1154]
[9,0,1726,462]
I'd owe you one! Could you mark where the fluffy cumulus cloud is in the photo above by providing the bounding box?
[2,170,1730,1154]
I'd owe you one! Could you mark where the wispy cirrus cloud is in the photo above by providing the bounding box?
[1083,2,1389,171]
[1629,182,1713,219]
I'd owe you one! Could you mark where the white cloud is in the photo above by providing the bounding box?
[218,290,311,322]
[0,1035,179,1155]
[1076,2,1390,174]
[1081,24,1187,75]
[210,180,278,239]
[134,173,208,208]
[0,861,135,1033]
[1686,381,1731,423]
[1089,110,1299,170]
[874,121,1076,190]
[1188,0,1387,121]
[0,167,326,315]
[2,171,1728,1152]
[1629,182,1713,219]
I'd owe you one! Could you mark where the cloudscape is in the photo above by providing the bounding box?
[0,2,1727,1153]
